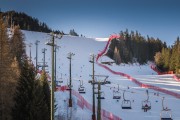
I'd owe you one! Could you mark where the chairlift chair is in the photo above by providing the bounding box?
[78,85,86,94]
[78,80,86,93]
[105,80,111,84]
[121,90,132,109]
[160,109,173,120]
[56,80,63,87]
[66,84,72,90]
[94,91,98,94]
[160,97,173,120]
[142,90,151,110]
[142,100,151,110]
[121,100,132,109]
[97,92,105,99]
[113,90,121,99]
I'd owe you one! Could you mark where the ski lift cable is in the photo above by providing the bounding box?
[97,78,175,100]
[104,82,127,89]
[108,80,170,96]
[104,83,169,100]
[105,83,172,100]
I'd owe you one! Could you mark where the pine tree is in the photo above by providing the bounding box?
[12,59,49,120]
[39,70,50,119]
[161,48,170,70]
[154,52,163,67]
[155,37,180,74]
[113,46,121,65]
[173,37,180,74]
[32,80,49,120]
[0,15,19,120]
[10,25,26,67]
[69,29,79,36]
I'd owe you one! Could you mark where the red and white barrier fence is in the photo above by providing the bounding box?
[151,64,180,82]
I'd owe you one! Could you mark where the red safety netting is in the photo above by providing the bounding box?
[150,64,180,82]
[173,75,180,82]
[150,64,173,75]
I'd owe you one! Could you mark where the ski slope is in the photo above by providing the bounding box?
[22,30,180,120]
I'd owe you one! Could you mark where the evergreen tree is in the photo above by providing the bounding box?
[69,29,79,36]
[39,70,50,119]
[10,25,26,67]
[0,15,19,120]
[172,37,180,73]
[161,48,170,70]
[175,37,180,74]
[155,37,180,74]
[113,46,121,65]
[12,59,49,120]
[154,52,163,69]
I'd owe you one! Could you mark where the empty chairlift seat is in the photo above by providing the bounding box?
[66,84,72,90]
[160,97,173,120]
[121,100,132,109]
[113,90,121,99]
[121,90,132,109]
[78,86,86,94]
[160,109,173,120]
[56,80,63,87]
[97,92,105,99]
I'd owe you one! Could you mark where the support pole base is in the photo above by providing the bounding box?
[69,99,72,107]
[92,114,96,120]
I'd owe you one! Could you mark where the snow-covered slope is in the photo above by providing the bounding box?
[22,30,180,120]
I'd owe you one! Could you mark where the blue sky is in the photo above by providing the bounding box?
[0,0,180,45]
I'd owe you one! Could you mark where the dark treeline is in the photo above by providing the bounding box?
[106,29,166,65]
[154,37,180,74]
[1,10,81,36]
[1,10,63,34]
[69,29,79,36]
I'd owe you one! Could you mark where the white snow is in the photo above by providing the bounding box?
[95,38,109,42]
[22,30,180,120]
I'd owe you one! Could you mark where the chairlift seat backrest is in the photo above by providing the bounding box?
[161,118,173,120]
[78,89,86,94]
[97,96,105,99]
[113,96,121,99]
[80,86,84,88]
[113,91,121,99]
[160,110,173,120]
[94,91,98,94]
[78,87,84,91]
[161,117,173,120]
[122,100,131,109]
[97,92,105,99]
[79,90,86,94]
[66,84,72,90]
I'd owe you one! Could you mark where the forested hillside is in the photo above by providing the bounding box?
[1,10,60,33]
[106,29,166,64]
[154,37,180,74]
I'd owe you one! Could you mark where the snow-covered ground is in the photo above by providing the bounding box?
[22,30,180,120]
